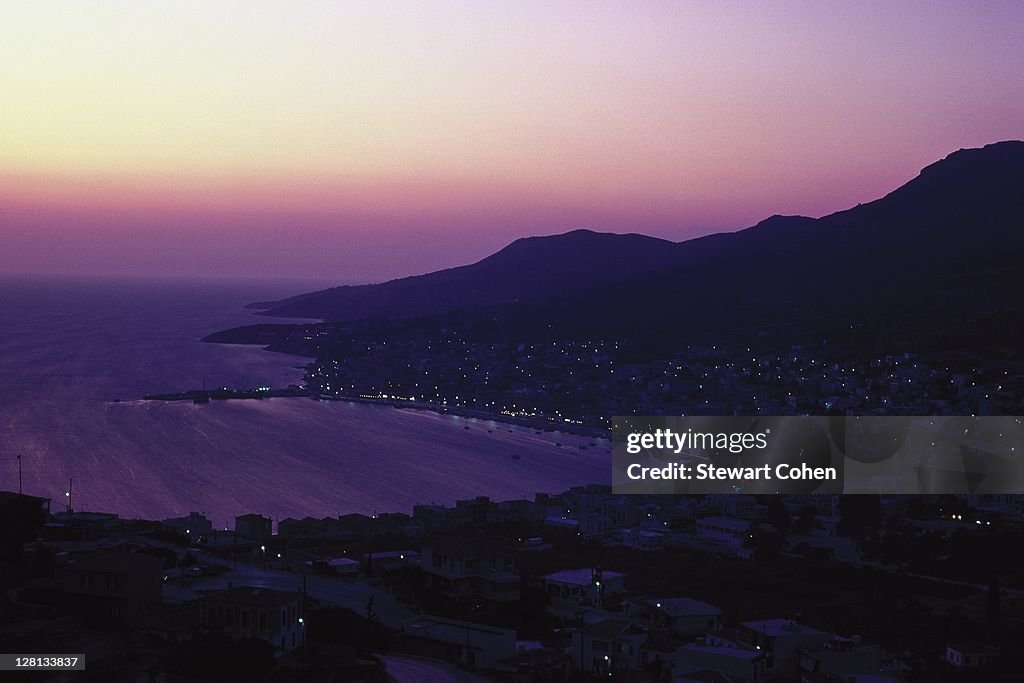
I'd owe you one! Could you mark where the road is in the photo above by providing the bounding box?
[147,541,499,681]
[380,655,495,683]
[156,544,415,627]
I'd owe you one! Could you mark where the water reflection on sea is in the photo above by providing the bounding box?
[0,275,609,525]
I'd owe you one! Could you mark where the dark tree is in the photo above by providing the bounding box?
[838,495,881,538]
[306,606,395,654]
[163,634,275,681]
[986,575,1000,630]
[792,505,818,534]
[0,496,48,562]
[766,497,791,533]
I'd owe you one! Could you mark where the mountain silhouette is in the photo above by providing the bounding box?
[249,229,680,320]
[524,140,1024,352]
[227,141,1024,355]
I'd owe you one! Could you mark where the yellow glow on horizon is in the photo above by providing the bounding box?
[2,3,548,180]
[2,0,1022,251]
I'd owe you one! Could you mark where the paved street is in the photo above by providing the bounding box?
[159,547,415,627]
[381,655,494,683]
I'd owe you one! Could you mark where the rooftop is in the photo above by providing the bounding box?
[640,597,722,617]
[581,619,641,640]
[65,550,162,575]
[677,670,744,683]
[403,615,515,645]
[306,557,359,568]
[0,491,50,510]
[742,618,828,637]
[200,586,301,608]
[423,536,513,560]
[366,550,419,560]
[542,568,626,585]
[235,513,270,522]
[947,641,1000,655]
[698,517,753,532]
[680,643,765,660]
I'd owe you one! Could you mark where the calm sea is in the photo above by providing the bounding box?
[0,275,608,527]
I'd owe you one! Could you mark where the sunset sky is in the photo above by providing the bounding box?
[2,1,1022,282]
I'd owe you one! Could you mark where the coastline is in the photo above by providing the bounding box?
[140,387,610,439]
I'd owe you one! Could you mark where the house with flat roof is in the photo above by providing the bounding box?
[696,517,753,547]
[235,513,272,543]
[797,635,883,681]
[421,536,520,603]
[60,550,162,624]
[571,618,648,676]
[497,646,572,683]
[944,641,998,669]
[364,549,419,573]
[401,615,516,670]
[674,642,770,683]
[739,619,832,679]
[624,596,723,637]
[197,586,303,652]
[161,511,212,539]
[540,568,626,607]
[615,528,667,551]
[305,556,359,575]
[675,670,749,683]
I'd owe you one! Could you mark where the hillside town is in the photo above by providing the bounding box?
[3,486,1022,681]
[295,327,1024,429]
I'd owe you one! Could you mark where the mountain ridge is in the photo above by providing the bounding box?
[214,140,1024,354]
[247,227,681,320]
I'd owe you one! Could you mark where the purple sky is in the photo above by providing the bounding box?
[2,1,1022,282]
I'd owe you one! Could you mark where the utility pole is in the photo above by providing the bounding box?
[578,611,585,675]
[17,454,22,495]
[65,478,73,513]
